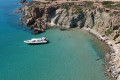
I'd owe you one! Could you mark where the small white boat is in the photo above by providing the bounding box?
[24,37,48,44]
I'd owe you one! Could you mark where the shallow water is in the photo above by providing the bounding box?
[0,0,110,80]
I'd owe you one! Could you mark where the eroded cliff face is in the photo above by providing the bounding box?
[20,2,61,34]
[84,8,120,43]
[20,1,120,43]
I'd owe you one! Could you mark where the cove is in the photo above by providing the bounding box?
[0,0,111,80]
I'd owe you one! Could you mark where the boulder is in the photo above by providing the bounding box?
[33,28,45,34]
[60,27,68,31]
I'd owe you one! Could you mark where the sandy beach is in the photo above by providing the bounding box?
[82,27,120,80]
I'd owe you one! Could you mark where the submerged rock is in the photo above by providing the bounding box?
[96,58,100,61]
[60,27,68,31]
[33,28,45,34]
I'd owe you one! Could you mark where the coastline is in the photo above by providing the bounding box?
[82,27,120,80]
[18,1,120,79]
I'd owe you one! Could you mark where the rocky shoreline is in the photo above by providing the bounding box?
[19,1,120,80]
[82,27,120,80]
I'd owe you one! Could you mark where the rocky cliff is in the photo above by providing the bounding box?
[20,1,120,43]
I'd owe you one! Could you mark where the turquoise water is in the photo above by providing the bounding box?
[0,0,110,80]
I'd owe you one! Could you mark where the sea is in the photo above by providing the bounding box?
[0,0,111,80]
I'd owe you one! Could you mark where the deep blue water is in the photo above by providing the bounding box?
[0,0,110,80]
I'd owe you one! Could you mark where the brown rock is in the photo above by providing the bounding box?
[31,7,44,19]
[33,28,45,34]
[26,18,35,25]
[42,25,47,29]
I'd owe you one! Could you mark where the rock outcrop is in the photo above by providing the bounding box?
[20,1,120,41]
[20,2,60,34]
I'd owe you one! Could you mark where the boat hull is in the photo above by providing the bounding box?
[28,43,48,45]
[24,41,48,45]
[24,37,48,45]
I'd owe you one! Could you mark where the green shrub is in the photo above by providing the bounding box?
[74,6,82,14]
[102,1,114,8]
[84,1,93,8]
[116,3,120,7]
[102,1,114,5]
[66,12,69,16]
[35,1,42,5]
[105,29,113,36]
[69,2,74,5]
[61,3,70,16]
[62,3,69,10]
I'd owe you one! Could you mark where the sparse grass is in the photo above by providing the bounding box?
[84,1,94,9]
[102,1,114,5]
[66,12,69,16]
[102,1,114,8]
[74,6,82,14]
[116,3,120,7]
[69,2,75,5]
[61,3,69,11]
[110,11,120,16]
[105,29,113,36]
[32,1,46,6]
[61,3,69,16]
[101,1,120,10]
[35,1,42,5]
[29,1,46,10]
[113,11,119,15]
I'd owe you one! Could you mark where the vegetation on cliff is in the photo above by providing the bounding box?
[74,6,82,14]
[105,29,113,36]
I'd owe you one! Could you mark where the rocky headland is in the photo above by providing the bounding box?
[19,1,120,80]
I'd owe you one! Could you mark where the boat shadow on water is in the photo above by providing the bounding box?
[28,41,50,45]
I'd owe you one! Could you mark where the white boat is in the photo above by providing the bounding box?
[24,37,48,44]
